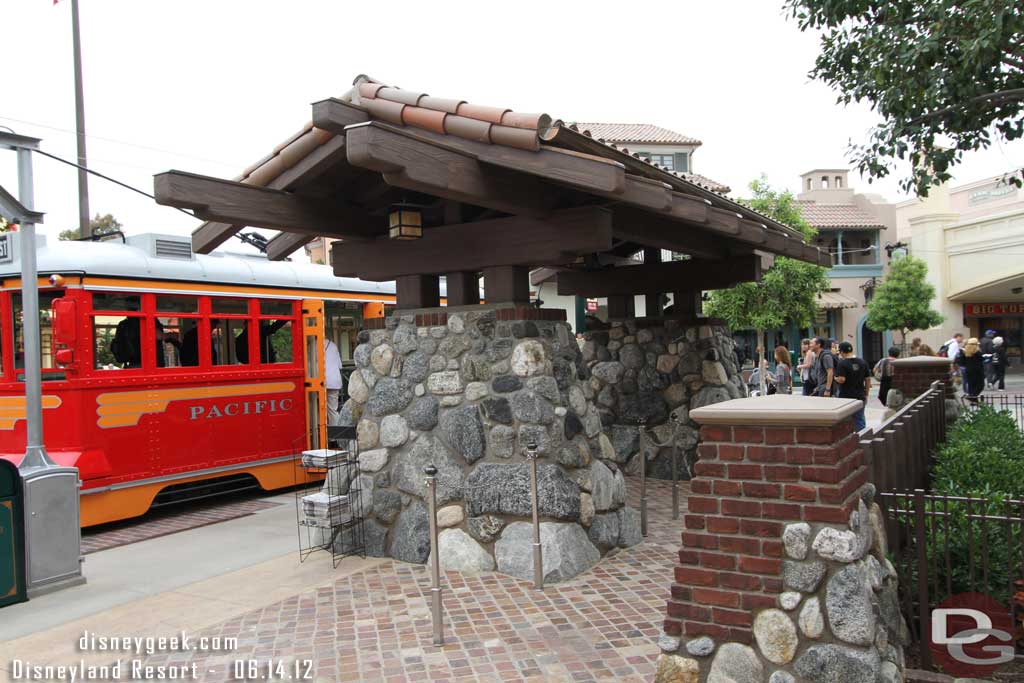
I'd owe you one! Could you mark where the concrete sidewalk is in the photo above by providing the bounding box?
[0,492,383,680]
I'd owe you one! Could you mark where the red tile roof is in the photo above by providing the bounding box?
[194,75,810,254]
[571,123,702,146]
[796,200,885,229]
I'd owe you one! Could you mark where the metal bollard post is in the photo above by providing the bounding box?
[671,443,680,520]
[424,464,444,646]
[638,418,648,538]
[526,442,543,590]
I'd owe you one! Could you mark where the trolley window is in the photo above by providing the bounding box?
[211,297,249,316]
[215,318,252,366]
[156,295,199,314]
[92,292,145,370]
[92,292,142,311]
[155,295,199,368]
[260,319,293,364]
[259,300,293,317]
[11,292,65,379]
[94,315,151,370]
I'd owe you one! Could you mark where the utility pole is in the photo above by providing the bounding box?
[0,131,85,596]
[71,0,90,237]
[13,144,54,470]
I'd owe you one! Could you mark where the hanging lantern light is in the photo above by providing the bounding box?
[388,203,423,240]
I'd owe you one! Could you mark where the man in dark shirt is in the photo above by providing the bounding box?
[834,341,871,431]
[810,337,836,397]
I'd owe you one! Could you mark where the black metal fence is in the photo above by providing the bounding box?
[970,392,1024,433]
[879,490,1024,671]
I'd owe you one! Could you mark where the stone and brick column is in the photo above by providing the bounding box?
[655,395,908,683]
[889,356,955,402]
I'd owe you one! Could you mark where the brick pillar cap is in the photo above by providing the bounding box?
[890,356,953,368]
[690,395,863,427]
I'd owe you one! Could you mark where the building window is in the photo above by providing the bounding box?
[649,154,675,170]
[807,178,813,191]
[835,176,843,188]
[820,176,830,189]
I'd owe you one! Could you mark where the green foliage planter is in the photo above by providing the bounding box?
[922,407,1024,604]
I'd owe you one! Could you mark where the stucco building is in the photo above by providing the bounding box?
[794,168,897,367]
[895,173,1024,359]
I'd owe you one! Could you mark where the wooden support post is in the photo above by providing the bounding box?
[643,247,662,317]
[445,272,479,306]
[672,290,702,319]
[607,295,635,320]
[395,275,440,310]
[483,266,529,304]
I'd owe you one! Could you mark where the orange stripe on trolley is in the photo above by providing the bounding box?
[95,382,296,428]
[0,396,63,430]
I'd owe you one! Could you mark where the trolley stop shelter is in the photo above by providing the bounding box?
[154,75,828,314]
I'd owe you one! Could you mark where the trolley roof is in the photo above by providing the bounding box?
[0,232,443,297]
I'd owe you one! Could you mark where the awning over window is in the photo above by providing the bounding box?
[817,291,860,309]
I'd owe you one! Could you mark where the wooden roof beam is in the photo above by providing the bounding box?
[155,170,377,239]
[555,254,763,297]
[266,232,316,261]
[189,134,354,253]
[332,206,612,281]
[610,207,729,260]
[342,122,557,218]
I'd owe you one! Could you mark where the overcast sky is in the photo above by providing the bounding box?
[2,0,1022,257]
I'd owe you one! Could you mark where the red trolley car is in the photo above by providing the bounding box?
[0,232,400,526]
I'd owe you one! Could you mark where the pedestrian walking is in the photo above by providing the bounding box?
[325,337,343,426]
[834,341,871,431]
[981,329,997,389]
[774,346,793,394]
[941,333,964,361]
[810,337,836,397]
[873,346,900,406]
[956,337,985,399]
[797,338,816,396]
[992,336,1009,392]
[941,332,965,389]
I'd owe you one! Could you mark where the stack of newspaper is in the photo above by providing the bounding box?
[301,449,348,469]
[301,492,350,523]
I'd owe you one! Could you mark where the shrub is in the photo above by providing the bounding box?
[922,406,1024,603]
[932,407,1024,496]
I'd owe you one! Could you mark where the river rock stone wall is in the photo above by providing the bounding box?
[337,308,640,582]
[581,320,744,480]
[656,487,908,683]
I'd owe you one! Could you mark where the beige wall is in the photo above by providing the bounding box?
[892,174,1024,350]
[798,169,854,203]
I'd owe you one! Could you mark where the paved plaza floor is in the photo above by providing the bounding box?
[1,478,685,683]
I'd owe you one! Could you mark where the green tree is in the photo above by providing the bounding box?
[59,213,122,241]
[865,255,943,346]
[785,0,1024,196]
[704,177,830,393]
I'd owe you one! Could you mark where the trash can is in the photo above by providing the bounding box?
[0,459,27,608]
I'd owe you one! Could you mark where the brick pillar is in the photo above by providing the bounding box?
[889,356,955,400]
[665,396,866,642]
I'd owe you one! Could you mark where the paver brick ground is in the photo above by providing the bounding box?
[135,477,689,682]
